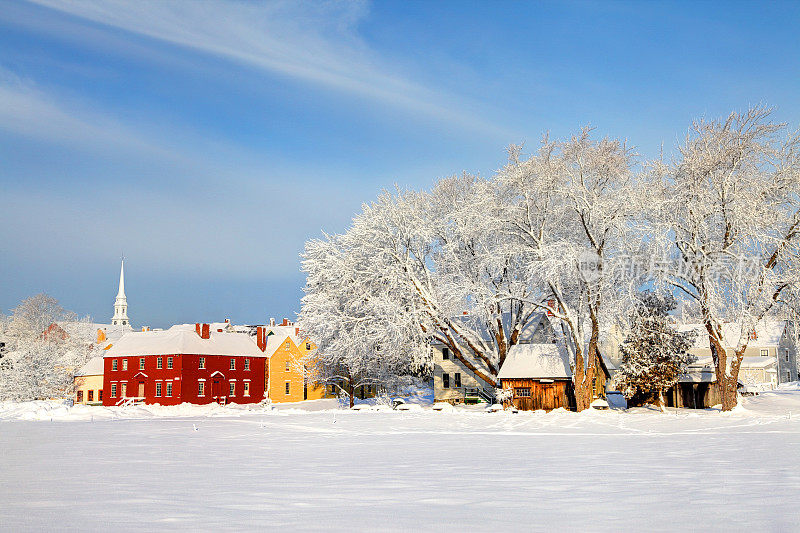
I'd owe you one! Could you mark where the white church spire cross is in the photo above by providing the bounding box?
[111,257,130,327]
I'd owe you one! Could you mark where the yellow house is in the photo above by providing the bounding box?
[263,326,328,403]
[74,356,104,405]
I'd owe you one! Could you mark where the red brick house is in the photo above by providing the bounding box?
[102,323,268,406]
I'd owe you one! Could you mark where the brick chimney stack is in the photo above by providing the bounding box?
[195,323,201,336]
[256,326,267,352]
[281,318,289,326]
[201,323,210,339]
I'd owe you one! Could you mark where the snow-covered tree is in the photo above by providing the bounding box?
[300,177,548,394]
[652,106,800,410]
[0,294,91,401]
[299,231,429,407]
[615,292,696,410]
[495,130,642,410]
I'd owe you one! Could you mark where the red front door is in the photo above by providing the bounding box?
[212,379,221,403]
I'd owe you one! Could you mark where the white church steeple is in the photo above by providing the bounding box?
[111,258,130,327]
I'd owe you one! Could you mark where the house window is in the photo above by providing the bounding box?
[121,383,127,397]
[592,377,598,397]
[285,360,290,372]
[230,358,235,370]
[198,382,205,396]
[156,382,162,397]
[243,382,250,396]
[785,350,790,362]
[157,357,163,369]
[454,373,462,388]
[88,390,94,402]
[514,387,531,398]
[442,373,450,388]
[167,357,173,369]
[76,391,83,403]
[285,381,291,395]
[98,390,103,401]
[244,358,250,370]
[111,383,117,397]
[199,357,205,369]
[139,357,145,370]
[306,342,311,350]
[285,341,291,349]
[761,349,769,357]
[788,371,792,382]
[166,382,173,397]
[122,359,128,371]
[112,359,118,371]
[229,382,235,396]
[442,347,449,360]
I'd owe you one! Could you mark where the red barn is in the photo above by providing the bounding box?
[102,323,268,406]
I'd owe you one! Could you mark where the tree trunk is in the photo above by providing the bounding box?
[705,323,740,411]
[573,315,601,412]
[656,389,666,412]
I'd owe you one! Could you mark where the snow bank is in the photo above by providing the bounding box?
[2,389,800,531]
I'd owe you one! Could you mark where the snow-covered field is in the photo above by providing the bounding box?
[2,388,800,532]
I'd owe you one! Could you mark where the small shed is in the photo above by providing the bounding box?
[498,344,575,411]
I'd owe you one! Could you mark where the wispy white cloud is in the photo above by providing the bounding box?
[26,0,512,138]
[0,67,179,161]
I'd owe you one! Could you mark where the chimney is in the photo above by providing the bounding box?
[270,318,275,326]
[195,323,202,336]
[295,327,300,337]
[281,318,288,326]
[462,311,468,316]
[256,326,267,352]
[225,318,230,324]
[201,323,210,339]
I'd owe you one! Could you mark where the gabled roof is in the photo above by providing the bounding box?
[677,320,787,349]
[104,325,267,358]
[498,343,572,379]
[75,356,104,376]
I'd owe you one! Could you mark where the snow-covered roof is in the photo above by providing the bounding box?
[741,356,777,369]
[678,371,716,383]
[75,356,104,376]
[677,320,787,349]
[104,325,267,358]
[498,343,572,379]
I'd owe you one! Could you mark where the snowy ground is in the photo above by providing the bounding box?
[2,388,800,532]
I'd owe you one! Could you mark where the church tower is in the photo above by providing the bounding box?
[111,259,130,327]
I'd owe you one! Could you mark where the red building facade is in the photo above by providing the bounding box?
[102,323,269,406]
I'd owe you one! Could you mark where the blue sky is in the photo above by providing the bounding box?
[1,0,799,327]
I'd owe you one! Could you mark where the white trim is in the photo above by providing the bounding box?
[198,378,206,381]
[229,379,237,381]
[243,379,251,381]
[210,371,225,378]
